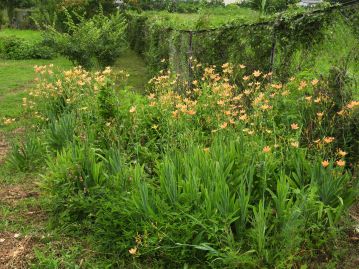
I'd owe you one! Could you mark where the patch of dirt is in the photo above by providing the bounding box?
[342,201,359,269]
[350,202,359,222]
[0,232,36,269]
[0,132,9,164]
[0,183,42,269]
[13,127,26,135]
[0,184,39,206]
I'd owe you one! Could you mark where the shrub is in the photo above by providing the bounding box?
[0,36,33,59]
[44,9,127,69]
[123,0,223,12]
[0,35,55,60]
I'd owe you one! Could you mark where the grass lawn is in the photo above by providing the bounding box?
[0,28,43,42]
[115,49,149,92]
[128,6,261,30]
[0,57,72,133]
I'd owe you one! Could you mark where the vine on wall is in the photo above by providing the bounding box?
[127,4,359,83]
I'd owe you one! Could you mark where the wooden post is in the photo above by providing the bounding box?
[187,31,193,89]
[269,39,276,74]
[269,22,278,77]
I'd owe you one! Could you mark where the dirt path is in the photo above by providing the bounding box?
[0,182,43,269]
[0,131,44,268]
[0,132,9,164]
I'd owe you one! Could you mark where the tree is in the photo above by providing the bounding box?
[0,0,36,19]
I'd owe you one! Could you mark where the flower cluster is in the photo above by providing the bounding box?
[144,62,357,168]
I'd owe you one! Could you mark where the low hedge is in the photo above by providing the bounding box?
[0,35,55,60]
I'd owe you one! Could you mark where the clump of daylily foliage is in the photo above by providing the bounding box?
[7,63,359,267]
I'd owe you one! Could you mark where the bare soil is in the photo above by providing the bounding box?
[0,232,36,269]
[0,183,42,269]
[342,203,359,268]
[0,132,9,164]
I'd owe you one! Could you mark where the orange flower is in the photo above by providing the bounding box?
[3,118,16,125]
[239,114,247,121]
[271,83,282,90]
[244,90,252,96]
[299,81,307,90]
[233,95,242,101]
[239,64,246,69]
[322,160,330,168]
[186,110,196,115]
[129,247,137,255]
[129,106,136,113]
[311,79,319,86]
[337,149,348,157]
[260,104,271,110]
[262,146,271,153]
[222,63,230,69]
[316,112,324,118]
[291,123,299,130]
[220,122,228,129]
[281,90,289,96]
[172,110,179,118]
[323,137,335,144]
[336,160,345,167]
[253,70,261,77]
[291,142,299,148]
[347,101,359,109]
[243,75,250,81]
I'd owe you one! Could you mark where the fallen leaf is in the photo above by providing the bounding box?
[14,233,21,238]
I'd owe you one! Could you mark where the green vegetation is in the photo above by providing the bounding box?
[7,62,357,267]
[0,57,72,132]
[0,2,358,267]
[0,28,55,60]
[114,49,150,91]
[44,10,127,69]
[127,4,359,82]
[0,29,42,41]
[127,6,261,30]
